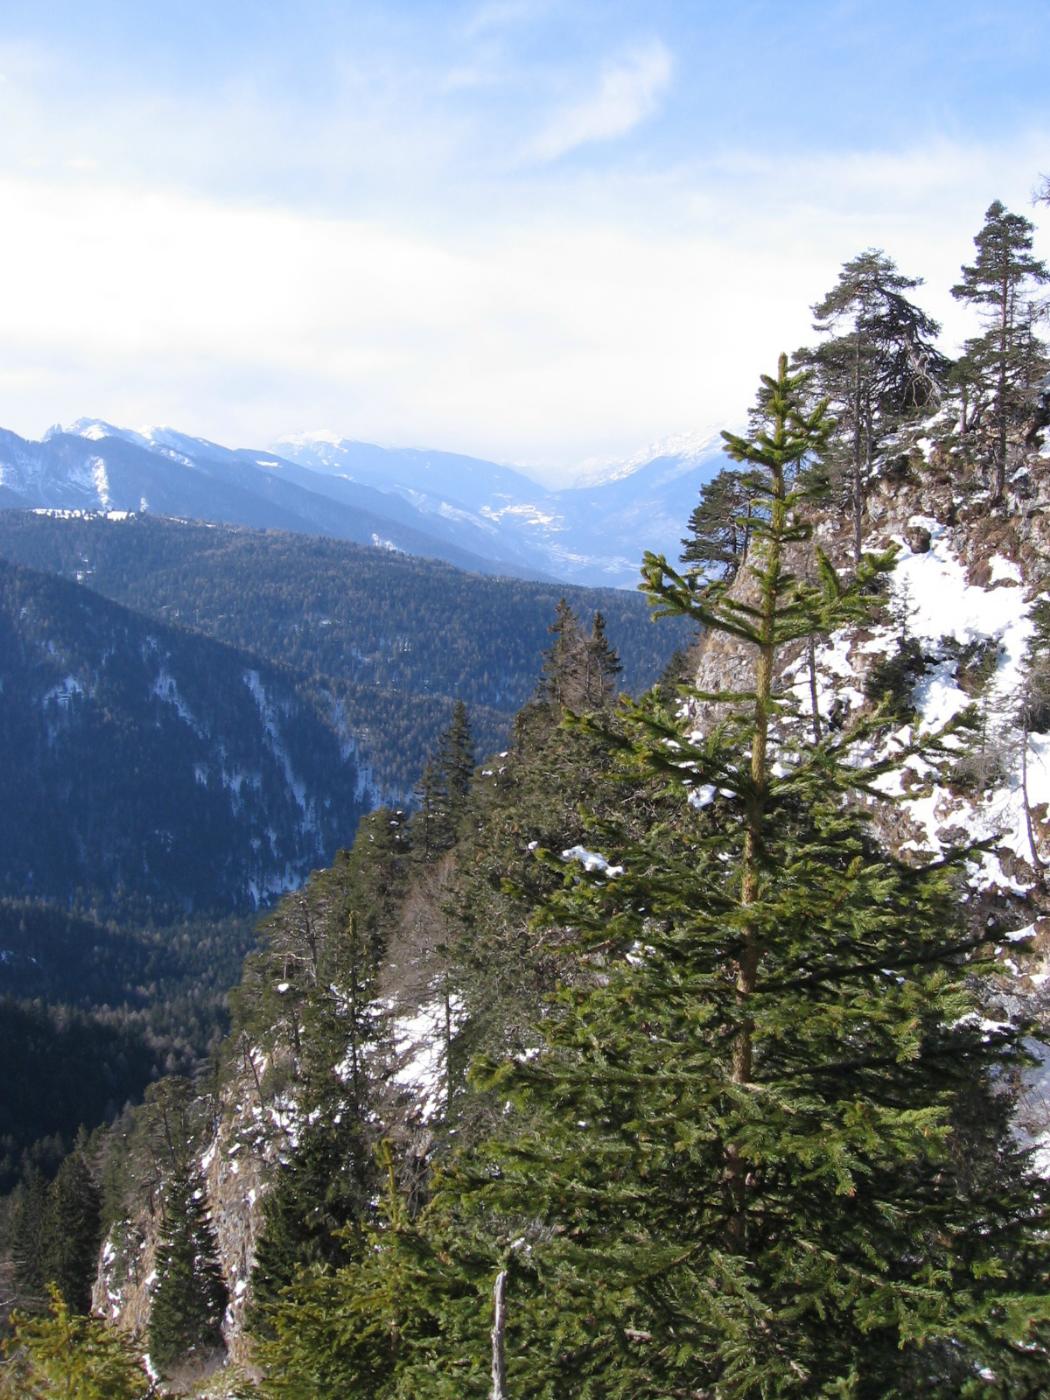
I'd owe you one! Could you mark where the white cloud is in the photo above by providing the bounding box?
[0,127,1047,480]
[463,0,545,40]
[526,40,673,163]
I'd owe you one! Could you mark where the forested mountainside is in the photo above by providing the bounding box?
[0,901,255,1192]
[0,513,692,796]
[0,557,368,918]
[5,200,1050,1397]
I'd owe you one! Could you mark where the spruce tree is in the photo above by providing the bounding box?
[538,599,590,711]
[42,1137,102,1314]
[582,612,622,708]
[248,1115,374,1330]
[951,200,1049,501]
[411,703,475,857]
[147,1156,228,1374]
[9,1166,49,1307]
[437,699,475,829]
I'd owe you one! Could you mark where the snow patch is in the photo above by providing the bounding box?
[562,845,624,877]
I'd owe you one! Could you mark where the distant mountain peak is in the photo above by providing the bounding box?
[573,428,727,489]
[274,429,345,449]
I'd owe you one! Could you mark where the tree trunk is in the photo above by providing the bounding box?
[490,1268,509,1400]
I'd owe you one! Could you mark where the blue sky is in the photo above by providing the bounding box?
[1,0,1048,480]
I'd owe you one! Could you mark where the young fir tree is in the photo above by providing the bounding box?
[431,355,1047,1395]
[0,1286,152,1400]
[147,1155,228,1374]
[951,200,1050,502]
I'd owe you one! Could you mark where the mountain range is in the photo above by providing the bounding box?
[0,420,724,587]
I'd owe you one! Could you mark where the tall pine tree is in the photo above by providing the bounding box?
[951,200,1049,501]
[805,249,947,560]
[250,359,1050,1396]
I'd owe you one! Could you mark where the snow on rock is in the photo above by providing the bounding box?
[1018,1038,1050,1176]
[390,997,463,1121]
[561,845,624,877]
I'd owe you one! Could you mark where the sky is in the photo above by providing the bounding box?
[1,0,1048,484]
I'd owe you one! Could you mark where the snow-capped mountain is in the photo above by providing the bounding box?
[0,423,550,581]
[0,418,725,587]
[276,429,726,586]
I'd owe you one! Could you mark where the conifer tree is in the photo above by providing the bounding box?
[248,359,1050,1395]
[680,466,757,581]
[42,1136,102,1314]
[805,249,947,559]
[538,598,588,711]
[248,1115,374,1331]
[582,612,622,708]
[438,699,474,828]
[411,704,475,857]
[951,200,1049,501]
[147,1156,227,1374]
[411,761,442,861]
[536,599,622,716]
[8,1166,49,1308]
[250,899,383,1333]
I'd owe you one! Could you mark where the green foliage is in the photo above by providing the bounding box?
[951,200,1050,499]
[863,634,927,718]
[0,1286,151,1399]
[228,835,398,1338]
[411,701,476,857]
[147,1158,228,1375]
[802,249,947,560]
[41,1138,102,1314]
[537,600,624,714]
[248,1114,375,1332]
[680,466,761,581]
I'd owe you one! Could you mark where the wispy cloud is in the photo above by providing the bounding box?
[463,1,546,41]
[526,39,673,163]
